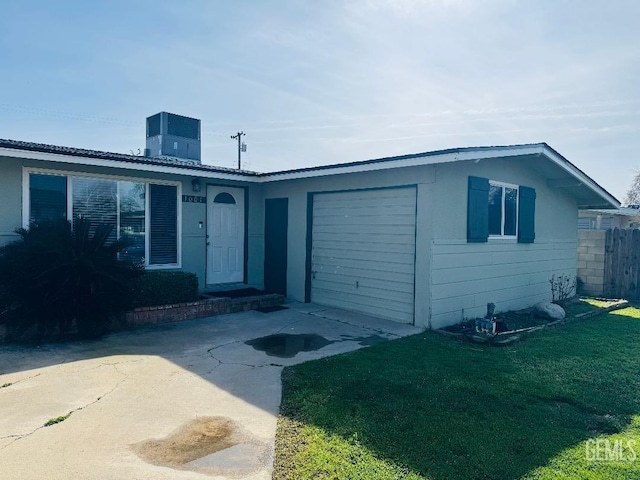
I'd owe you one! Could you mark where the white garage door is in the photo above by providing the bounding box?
[311,187,417,323]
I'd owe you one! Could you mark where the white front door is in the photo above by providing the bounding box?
[206,186,245,284]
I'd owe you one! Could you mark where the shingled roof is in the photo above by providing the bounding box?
[0,138,259,176]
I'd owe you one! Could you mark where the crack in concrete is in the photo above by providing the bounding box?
[207,339,242,352]
[207,346,284,373]
[307,310,402,337]
[0,364,129,451]
[206,349,283,369]
[82,359,143,372]
[0,372,42,387]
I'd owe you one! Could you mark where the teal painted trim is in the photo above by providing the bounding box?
[467,176,490,243]
[518,185,536,243]
[304,192,313,303]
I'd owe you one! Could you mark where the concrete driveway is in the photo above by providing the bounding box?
[0,302,420,480]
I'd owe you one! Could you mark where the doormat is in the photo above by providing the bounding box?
[203,288,266,299]
[255,305,289,313]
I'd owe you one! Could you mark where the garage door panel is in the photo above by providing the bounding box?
[313,286,415,314]
[313,276,414,298]
[313,282,414,305]
[313,214,416,227]
[313,255,415,275]
[313,248,415,265]
[314,198,415,216]
[313,232,415,246]
[313,266,414,284]
[311,187,416,324]
[313,224,417,236]
[313,188,415,203]
[311,289,414,323]
[313,239,416,254]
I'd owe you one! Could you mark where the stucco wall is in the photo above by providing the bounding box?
[577,229,606,296]
[0,157,263,289]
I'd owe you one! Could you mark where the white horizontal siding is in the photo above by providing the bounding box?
[430,239,577,329]
[311,187,416,324]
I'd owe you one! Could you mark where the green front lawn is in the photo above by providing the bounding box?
[274,308,640,479]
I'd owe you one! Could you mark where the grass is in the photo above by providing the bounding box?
[43,412,72,427]
[274,308,640,479]
[564,298,625,317]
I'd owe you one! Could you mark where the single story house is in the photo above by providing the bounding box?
[0,115,619,329]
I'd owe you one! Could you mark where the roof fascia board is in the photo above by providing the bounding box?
[0,147,260,183]
[540,145,619,208]
[258,145,546,182]
[454,144,545,161]
[0,144,621,208]
[256,152,460,182]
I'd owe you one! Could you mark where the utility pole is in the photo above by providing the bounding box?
[230,131,245,169]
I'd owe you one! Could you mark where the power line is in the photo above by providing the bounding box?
[230,131,246,169]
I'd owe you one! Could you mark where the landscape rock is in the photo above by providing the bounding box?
[534,301,566,320]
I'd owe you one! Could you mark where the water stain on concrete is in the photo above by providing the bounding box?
[245,333,333,357]
[132,416,268,477]
[246,333,389,358]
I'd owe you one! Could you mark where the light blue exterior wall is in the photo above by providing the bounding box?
[0,157,22,245]
[0,156,263,289]
[0,151,582,328]
[263,155,579,329]
[426,157,578,328]
[262,165,436,327]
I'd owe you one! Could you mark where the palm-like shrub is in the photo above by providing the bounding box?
[0,219,143,340]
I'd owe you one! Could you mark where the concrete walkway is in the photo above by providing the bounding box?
[0,303,421,480]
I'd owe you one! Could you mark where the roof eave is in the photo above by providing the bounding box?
[0,146,261,182]
[540,144,620,209]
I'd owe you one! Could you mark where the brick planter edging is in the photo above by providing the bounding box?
[110,293,285,331]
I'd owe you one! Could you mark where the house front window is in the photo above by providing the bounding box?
[488,182,518,237]
[29,173,67,223]
[26,171,179,268]
[467,176,535,244]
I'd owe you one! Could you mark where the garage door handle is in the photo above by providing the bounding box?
[311,271,317,279]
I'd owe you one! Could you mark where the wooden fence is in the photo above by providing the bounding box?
[604,228,640,301]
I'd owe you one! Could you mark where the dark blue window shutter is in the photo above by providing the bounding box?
[149,184,178,264]
[518,186,536,243]
[467,176,490,243]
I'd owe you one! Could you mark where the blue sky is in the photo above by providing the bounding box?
[0,0,638,201]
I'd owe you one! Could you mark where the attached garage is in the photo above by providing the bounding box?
[310,187,417,323]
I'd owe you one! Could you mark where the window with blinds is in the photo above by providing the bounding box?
[72,176,118,244]
[27,172,178,267]
[29,173,67,223]
[149,184,178,265]
[119,181,146,264]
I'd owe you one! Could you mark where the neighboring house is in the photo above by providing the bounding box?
[578,207,640,230]
[0,113,619,328]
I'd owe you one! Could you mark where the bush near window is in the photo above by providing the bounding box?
[0,219,143,341]
[130,271,199,308]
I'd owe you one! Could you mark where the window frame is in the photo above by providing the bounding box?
[488,180,519,239]
[22,167,182,269]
